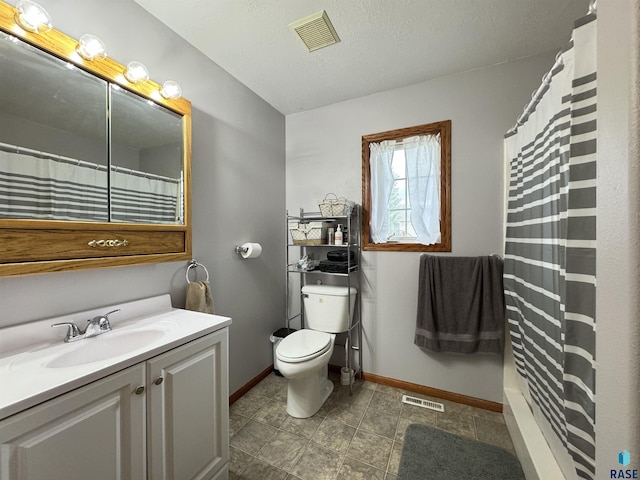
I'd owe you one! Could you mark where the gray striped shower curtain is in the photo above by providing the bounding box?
[504,14,596,480]
[0,150,180,224]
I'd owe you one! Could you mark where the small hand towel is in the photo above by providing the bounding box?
[185,280,215,314]
[415,254,505,354]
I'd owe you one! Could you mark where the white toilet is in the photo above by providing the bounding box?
[276,284,357,418]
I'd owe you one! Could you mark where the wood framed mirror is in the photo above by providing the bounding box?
[0,0,192,276]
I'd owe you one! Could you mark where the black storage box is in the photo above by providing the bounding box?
[326,250,356,262]
[319,260,357,274]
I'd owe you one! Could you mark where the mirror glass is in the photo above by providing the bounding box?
[0,31,185,225]
[110,86,184,224]
[0,31,108,222]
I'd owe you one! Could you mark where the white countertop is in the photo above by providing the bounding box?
[0,295,231,420]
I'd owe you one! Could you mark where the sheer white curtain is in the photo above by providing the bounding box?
[369,135,441,245]
[404,134,441,245]
[369,140,395,243]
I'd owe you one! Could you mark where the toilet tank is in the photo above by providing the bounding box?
[301,285,357,334]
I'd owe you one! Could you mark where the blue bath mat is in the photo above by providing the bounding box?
[398,424,525,480]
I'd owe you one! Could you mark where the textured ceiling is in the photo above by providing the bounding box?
[134,0,591,115]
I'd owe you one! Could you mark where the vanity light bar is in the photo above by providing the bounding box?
[3,0,184,102]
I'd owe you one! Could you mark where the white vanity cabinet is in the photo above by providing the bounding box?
[0,329,229,480]
[0,364,146,480]
[147,329,229,480]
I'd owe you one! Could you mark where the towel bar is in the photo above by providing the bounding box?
[186,259,210,283]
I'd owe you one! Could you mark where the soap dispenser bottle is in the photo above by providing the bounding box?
[335,224,343,246]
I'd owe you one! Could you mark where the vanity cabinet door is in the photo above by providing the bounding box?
[147,329,229,480]
[0,365,146,480]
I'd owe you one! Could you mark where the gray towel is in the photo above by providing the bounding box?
[185,280,215,314]
[415,255,504,354]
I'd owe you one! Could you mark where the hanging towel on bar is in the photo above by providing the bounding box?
[415,254,505,354]
[185,281,215,314]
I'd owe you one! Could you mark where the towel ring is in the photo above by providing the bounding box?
[186,259,210,284]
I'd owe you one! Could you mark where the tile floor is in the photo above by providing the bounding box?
[229,371,516,480]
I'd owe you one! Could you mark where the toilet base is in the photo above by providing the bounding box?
[285,364,334,418]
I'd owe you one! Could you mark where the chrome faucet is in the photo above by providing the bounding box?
[52,309,120,342]
[84,309,119,338]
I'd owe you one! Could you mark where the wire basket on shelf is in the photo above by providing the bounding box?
[318,193,355,217]
[288,221,331,245]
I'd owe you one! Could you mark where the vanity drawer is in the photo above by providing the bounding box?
[0,228,187,262]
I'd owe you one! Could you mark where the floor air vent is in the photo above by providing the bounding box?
[402,395,445,412]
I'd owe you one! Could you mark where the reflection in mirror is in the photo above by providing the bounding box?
[110,86,184,225]
[0,30,108,221]
[0,30,185,226]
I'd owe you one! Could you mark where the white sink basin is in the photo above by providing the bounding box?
[0,294,232,421]
[46,329,166,368]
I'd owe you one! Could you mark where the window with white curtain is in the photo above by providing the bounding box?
[362,121,451,252]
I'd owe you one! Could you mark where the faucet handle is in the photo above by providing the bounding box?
[104,309,121,319]
[89,309,120,331]
[51,322,83,342]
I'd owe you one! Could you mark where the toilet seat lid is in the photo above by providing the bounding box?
[277,330,331,363]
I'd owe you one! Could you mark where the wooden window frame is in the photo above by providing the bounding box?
[362,120,451,252]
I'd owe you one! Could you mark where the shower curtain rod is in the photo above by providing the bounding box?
[506,52,564,135]
[0,140,105,171]
[506,0,597,136]
[0,141,179,184]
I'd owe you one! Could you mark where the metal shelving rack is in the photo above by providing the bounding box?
[285,205,362,393]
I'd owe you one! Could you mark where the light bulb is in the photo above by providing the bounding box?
[15,0,52,33]
[124,61,149,84]
[160,80,182,100]
[76,34,107,61]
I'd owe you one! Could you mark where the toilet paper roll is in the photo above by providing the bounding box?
[340,367,354,385]
[240,242,262,259]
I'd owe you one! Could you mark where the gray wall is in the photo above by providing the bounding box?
[595,0,640,476]
[0,0,286,395]
[286,53,555,403]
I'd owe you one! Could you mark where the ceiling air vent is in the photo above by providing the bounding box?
[289,10,340,52]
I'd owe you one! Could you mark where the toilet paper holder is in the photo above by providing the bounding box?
[234,245,249,255]
[234,242,262,259]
